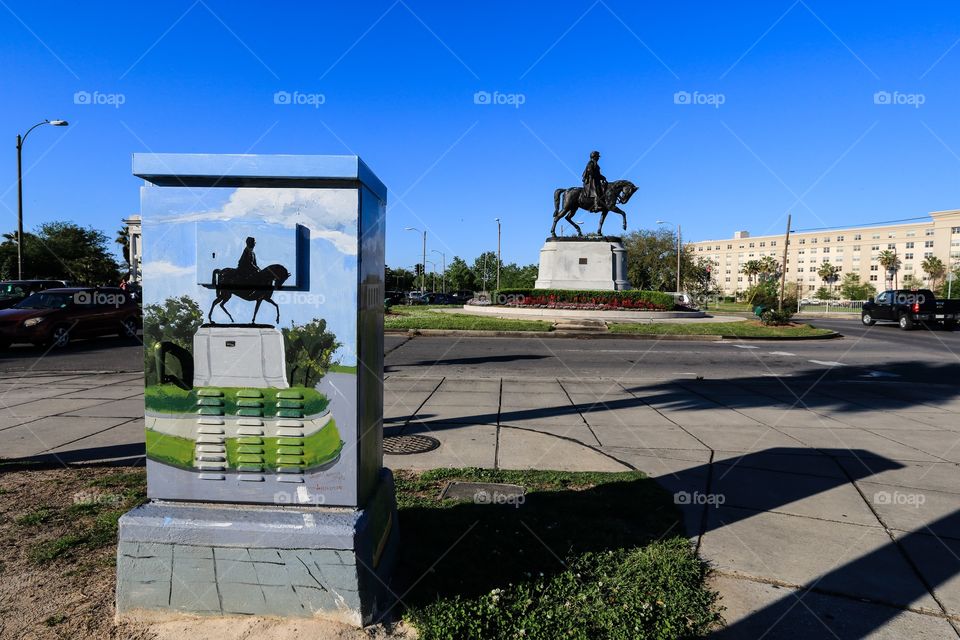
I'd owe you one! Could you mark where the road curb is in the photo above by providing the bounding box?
[385,329,841,341]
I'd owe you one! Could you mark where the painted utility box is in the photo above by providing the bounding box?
[117,154,395,625]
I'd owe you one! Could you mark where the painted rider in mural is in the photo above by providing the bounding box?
[237,237,260,278]
[581,151,607,212]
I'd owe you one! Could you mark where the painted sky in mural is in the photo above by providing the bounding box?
[142,186,358,367]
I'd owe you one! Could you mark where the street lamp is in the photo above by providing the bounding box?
[17,119,69,278]
[405,226,426,294]
[494,217,501,291]
[656,220,681,293]
[431,249,446,293]
[424,260,437,293]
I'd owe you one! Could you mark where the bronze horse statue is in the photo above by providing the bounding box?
[207,264,290,324]
[551,179,638,237]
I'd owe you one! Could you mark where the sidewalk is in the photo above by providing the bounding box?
[3,371,959,637]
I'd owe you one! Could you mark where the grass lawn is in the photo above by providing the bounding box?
[609,320,833,338]
[0,466,721,638]
[144,384,329,417]
[396,468,721,639]
[386,305,552,332]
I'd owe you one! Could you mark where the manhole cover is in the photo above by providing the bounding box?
[383,434,441,455]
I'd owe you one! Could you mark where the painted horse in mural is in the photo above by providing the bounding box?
[550,179,639,237]
[207,264,290,324]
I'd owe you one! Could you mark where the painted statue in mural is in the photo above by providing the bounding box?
[207,236,291,324]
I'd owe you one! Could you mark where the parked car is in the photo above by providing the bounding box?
[861,289,960,330]
[0,280,70,310]
[0,287,140,348]
[423,292,457,305]
[384,290,406,305]
[405,292,428,305]
[449,290,475,304]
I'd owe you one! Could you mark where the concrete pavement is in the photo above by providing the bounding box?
[4,322,960,637]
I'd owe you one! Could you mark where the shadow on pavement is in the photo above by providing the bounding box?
[0,442,145,470]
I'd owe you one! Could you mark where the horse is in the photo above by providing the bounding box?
[551,179,638,237]
[207,264,290,324]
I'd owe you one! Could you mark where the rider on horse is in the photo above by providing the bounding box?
[237,237,260,278]
[581,151,607,212]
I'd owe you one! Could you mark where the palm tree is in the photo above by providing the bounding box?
[876,250,901,289]
[757,255,780,282]
[740,260,761,285]
[921,255,946,289]
[115,227,130,266]
[817,261,841,294]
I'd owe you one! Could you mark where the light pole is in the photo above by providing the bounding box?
[405,227,426,294]
[431,249,446,293]
[656,220,681,293]
[424,260,437,293]
[17,119,69,279]
[494,217,501,291]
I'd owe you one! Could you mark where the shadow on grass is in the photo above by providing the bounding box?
[393,469,682,609]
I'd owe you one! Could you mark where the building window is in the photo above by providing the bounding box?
[871,245,880,251]
[853,245,861,251]
[906,230,916,237]
[727,244,732,249]
[872,234,880,240]
[854,234,862,240]
[905,252,914,259]
[926,229,936,236]
[952,227,960,234]
[759,241,766,247]
[799,239,805,244]
[904,264,913,271]
[870,265,878,271]
[925,240,934,248]
[823,237,830,243]
[924,251,933,258]
[870,274,878,281]
[887,243,895,249]
[906,242,914,248]
[771,240,777,247]
[811,238,817,244]
[823,247,830,253]
[837,235,844,242]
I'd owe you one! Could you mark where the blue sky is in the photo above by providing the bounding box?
[2,1,960,270]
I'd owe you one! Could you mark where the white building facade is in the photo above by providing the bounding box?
[689,209,960,296]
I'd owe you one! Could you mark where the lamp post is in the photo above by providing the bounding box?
[656,220,681,293]
[424,260,437,293]
[17,119,69,279]
[431,249,446,293]
[405,227,426,294]
[494,217,501,291]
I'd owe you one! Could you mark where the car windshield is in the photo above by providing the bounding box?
[14,292,72,309]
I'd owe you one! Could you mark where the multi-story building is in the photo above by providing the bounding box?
[689,209,960,296]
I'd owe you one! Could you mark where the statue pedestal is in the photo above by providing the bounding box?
[534,237,630,291]
[193,325,289,389]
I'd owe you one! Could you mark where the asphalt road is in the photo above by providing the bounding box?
[0,335,144,373]
[1,317,957,384]
[386,317,960,385]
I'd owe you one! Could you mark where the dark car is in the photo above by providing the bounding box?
[861,289,960,330]
[384,290,406,305]
[0,280,70,310]
[423,292,457,305]
[0,287,140,348]
[449,290,475,304]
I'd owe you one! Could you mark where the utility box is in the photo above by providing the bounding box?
[117,154,395,625]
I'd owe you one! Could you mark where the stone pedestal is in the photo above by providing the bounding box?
[193,325,289,388]
[534,236,631,290]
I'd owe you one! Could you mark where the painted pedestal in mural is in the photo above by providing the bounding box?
[116,154,393,626]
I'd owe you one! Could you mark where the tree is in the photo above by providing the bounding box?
[444,256,476,292]
[876,250,901,288]
[116,227,130,266]
[756,256,781,282]
[497,262,538,289]
[471,251,501,291]
[740,260,761,286]
[622,229,694,291]
[817,262,841,292]
[938,263,960,299]
[282,318,340,388]
[901,274,923,289]
[814,286,837,301]
[685,256,719,304]
[143,296,204,386]
[385,265,416,291]
[839,273,876,300]
[922,255,946,289]
[0,221,121,284]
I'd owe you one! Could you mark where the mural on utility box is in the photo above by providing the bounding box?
[141,186,360,506]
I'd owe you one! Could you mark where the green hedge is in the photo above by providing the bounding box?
[493,288,675,310]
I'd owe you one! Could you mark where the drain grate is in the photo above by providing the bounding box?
[383,434,441,455]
